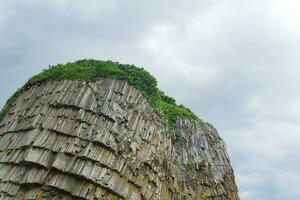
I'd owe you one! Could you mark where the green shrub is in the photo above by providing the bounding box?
[0,59,203,127]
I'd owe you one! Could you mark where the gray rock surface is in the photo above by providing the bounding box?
[0,78,239,200]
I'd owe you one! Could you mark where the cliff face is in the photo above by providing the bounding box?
[0,78,239,200]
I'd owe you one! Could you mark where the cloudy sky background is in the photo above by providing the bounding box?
[1,1,300,199]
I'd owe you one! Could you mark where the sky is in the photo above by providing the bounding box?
[0,1,300,199]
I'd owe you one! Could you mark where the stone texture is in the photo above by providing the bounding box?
[0,78,239,200]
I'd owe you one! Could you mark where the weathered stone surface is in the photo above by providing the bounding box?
[0,78,239,199]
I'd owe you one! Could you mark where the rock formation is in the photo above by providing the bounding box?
[0,60,239,200]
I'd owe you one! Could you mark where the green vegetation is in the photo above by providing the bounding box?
[0,87,24,121]
[175,129,182,139]
[186,163,193,171]
[0,59,202,127]
[173,159,180,166]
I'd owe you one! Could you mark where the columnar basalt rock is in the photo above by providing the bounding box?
[0,78,239,199]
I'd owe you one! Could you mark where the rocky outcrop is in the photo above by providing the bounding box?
[0,78,239,200]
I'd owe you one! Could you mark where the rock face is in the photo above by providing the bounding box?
[0,78,239,200]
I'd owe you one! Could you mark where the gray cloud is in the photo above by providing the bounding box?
[1,1,300,199]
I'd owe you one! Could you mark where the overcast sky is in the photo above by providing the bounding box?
[1,1,300,199]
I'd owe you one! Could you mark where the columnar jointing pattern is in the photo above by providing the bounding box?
[0,78,239,200]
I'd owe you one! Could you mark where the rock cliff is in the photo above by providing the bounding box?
[0,60,239,200]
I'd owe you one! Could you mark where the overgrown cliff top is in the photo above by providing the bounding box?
[0,59,203,127]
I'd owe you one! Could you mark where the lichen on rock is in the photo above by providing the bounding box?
[0,60,239,200]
